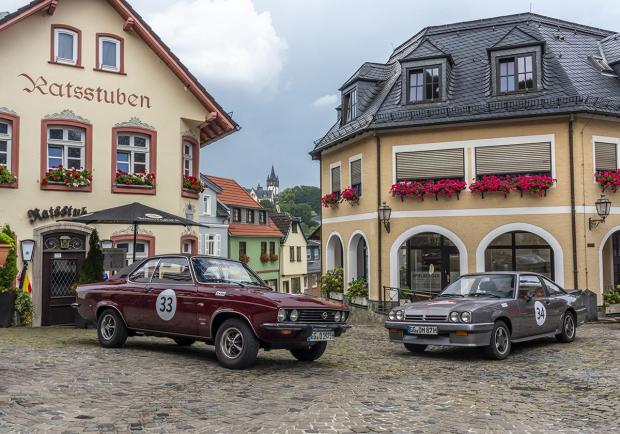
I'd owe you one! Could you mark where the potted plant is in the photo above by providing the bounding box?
[469,175,515,198]
[239,254,250,264]
[0,225,18,328]
[0,232,12,267]
[183,175,205,193]
[321,192,340,208]
[346,277,369,306]
[269,253,279,262]
[0,166,17,186]
[42,166,92,188]
[260,253,270,263]
[340,187,360,205]
[603,287,620,315]
[595,170,620,193]
[115,171,156,188]
[514,175,556,197]
[320,267,343,300]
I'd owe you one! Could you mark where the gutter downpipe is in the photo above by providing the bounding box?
[375,132,383,304]
[569,114,579,289]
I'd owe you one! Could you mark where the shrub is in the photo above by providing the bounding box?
[346,278,368,299]
[0,225,18,289]
[15,290,33,326]
[79,230,104,284]
[320,268,343,296]
[603,287,620,307]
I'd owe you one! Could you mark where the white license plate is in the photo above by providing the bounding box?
[308,330,335,342]
[407,325,438,335]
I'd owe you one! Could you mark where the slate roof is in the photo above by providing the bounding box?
[311,12,620,158]
[206,175,262,209]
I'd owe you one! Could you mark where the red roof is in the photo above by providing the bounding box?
[206,175,262,208]
[228,222,283,238]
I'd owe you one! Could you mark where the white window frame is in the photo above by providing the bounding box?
[348,153,363,195]
[47,126,85,170]
[182,240,193,254]
[116,134,150,175]
[54,28,78,65]
[0,120,12,171]
[202,194,212,216]
[329,161,341,194]
[592,135,620,183]
[98,36,120,72]
[183,141,193,177]
[115,240,149,265]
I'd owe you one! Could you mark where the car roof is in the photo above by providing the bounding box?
[461,271,551,278]
[137,254,243,264]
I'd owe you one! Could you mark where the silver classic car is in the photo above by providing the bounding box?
[385,272,587,359]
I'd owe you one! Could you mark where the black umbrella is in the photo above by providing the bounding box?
[60,202,207,261]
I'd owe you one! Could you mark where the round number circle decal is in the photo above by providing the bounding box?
[156,289,177,321]
[534,300,546,326]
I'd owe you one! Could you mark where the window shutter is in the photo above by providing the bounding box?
[475,142,551,176]
[595,142,617,172]
[396,148,464,181]
[350,159,362,186]
[215,234,221,256]
[331,166,341,192]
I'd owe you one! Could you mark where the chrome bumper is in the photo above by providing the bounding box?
[385,321,494,347]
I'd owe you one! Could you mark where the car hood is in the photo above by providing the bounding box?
[403,297,505,315]
[247,287,348,309]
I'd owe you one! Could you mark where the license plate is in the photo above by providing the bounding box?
[407,325,438,335]
[308,330,335,342]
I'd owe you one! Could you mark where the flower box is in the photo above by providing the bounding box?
[390,179,465,201]
[239,254,250,264]
[328,291,344,301]
[43,167,92,188]
[115,171,155,188]
[182,175,205,193]
[260,253,270,263]
[340,187,359,205]
[321,192,340,208]
[514,175,556,197]
[0,166,17,186]
[596,170,620,193]
[349,296,368,307]
[470,175,555,198]
[605,303,620,315]
[470,175,515,198]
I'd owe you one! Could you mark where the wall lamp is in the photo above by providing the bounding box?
[589,195,611,231]
[20,239,36,262]
[378,202,392,233]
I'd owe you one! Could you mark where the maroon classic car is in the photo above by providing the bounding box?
[74,255,350,369]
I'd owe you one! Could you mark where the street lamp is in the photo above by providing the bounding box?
[100,239,113,249]
[378,202,392,233]
[20,239,36,262]
[589,195,612,230]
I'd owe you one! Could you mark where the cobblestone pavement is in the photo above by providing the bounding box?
[0,321,619,433]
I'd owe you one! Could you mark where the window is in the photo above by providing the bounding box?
[259,211,267,224]
[204,234,221,256]
[0,120,12,171]
[116,240,149,266]
[52,26,80,66]
[47,126,85,169]
[202,195,212,216]
[291,277,301,294]
[341,88,358,123]
[290,246,295,262]
[497,54,534,94]
[395,148,464,181]
[247,209,255,224]
[97,35,122,73]
[183,141,193,177]
[311,274,318,288]
[350,158,362,195]
[182,240,193,254]
[518,275,545,300]
[239,241,247,259]
[233,208,242,222]
[304,276,308,290]
[292,222,298,233]
[129,259,160,283]
[283,280,290,293]
[543,277,565,296]
[116,133,150,175]
[331,164,341,195]
[192,257,264,286]
[297,246,302,262]
[407,66,441,103]
[594,142,618,172]
[152,257,192,284]
[475,142,551,177]
[485,231,553,279]
[269,241,276,255]
[261,242,267,255]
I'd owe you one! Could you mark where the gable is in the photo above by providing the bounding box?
[490,26,543,50]
[402,38,448,60]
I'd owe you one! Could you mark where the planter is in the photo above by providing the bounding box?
[0,244,10,267]
[605,303,620,315]
[114,184,154,189]
[350,296,368,306]
[328,291,344,301]
[0,291,16,328]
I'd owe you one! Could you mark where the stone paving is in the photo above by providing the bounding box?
[0,321,619,433]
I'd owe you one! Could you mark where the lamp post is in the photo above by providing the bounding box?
[589,195,611,230]
[378,202,392,233]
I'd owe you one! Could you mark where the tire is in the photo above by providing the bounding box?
[214,318,260,370]
[290,341,328,362]
[484,320,511,360]
[174,338,196,346]
[97,309,128,348]
[556,311,576,343]
[404,343,427,353]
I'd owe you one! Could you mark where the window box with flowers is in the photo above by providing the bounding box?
[239,254,250,264]
[469,175,515,198]
[321,192,340,208]
[390,179,466,201]
[0,166,17,187]
[43,166,92,189]
[115,171,156,190]
[182,175,205,194]
[470,175,555,198]
[596,170,620,193]
[340,187,360,205]
[514,175,556,197]
[269,253,279,262]
[260,253,270,263]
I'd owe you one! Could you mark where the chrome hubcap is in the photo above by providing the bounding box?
[495,327,509,354]
[565,315,575,338]
[221,327,243,359]
[101,314,116,341]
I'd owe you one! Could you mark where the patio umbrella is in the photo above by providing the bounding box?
[60,202,207,261]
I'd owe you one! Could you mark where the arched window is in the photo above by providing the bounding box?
[485,231,553,279]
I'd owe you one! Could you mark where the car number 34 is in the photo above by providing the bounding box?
[156,289,177,321]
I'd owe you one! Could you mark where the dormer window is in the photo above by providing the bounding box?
[341,88,357,124]
[496,54,535,94]
[52,25,81,66]
[407,66,441,103]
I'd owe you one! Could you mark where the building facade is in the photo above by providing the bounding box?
[206,175,283,288]
[312,13,620,305]
[271,213,308,293]
[0,0,237,325]
[306,238,322,297]
[198,174,229,258]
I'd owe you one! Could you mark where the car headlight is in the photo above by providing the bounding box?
[334,311,341,322]
[289,309,299,322]
[277,309,287,322]
[461,312,471,323]
[450,311,460,322]
[395,310,404,321]
[388,310,396,321]
[341,311,348,322]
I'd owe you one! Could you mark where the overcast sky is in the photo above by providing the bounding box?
[5,0,620,188]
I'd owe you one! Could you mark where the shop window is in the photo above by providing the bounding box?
[112,128,156,195]
[485,231,553,279]
[396,148,464,181]
[96,34,124,73]
[51,25,81,67]
[0,114,18,188]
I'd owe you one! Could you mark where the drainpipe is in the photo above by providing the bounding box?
[319,158,323,278]
[568,114,579,289]
[376,132,383,303]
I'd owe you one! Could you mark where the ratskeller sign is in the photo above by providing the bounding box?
[28,206,88,224]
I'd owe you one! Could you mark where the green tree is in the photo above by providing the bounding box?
[259,199,276,211]
[278,185,320,234]
[79,230,104,284]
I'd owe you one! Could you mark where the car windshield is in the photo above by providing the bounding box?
[191,257,267,287]
[439,274,515,299]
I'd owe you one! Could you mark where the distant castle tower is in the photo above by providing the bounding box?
[266,165,279,197]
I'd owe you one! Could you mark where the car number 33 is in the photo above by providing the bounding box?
[156,289,177,321]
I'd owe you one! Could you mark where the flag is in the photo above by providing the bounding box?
[21,269,32,293]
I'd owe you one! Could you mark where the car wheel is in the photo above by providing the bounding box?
[174,338,196,346]
[556,311,576,343]
[290,342,328,362]
[97,309,128,348]
[484,320,511,360]
[214,318,260,370]
[403,343,427,353]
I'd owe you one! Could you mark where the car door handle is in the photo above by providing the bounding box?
[144,287,153,293]
[197,302,204,307]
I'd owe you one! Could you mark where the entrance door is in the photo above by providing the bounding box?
[41,232,86,326]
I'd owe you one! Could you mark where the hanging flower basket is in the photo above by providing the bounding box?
[514,175,556,197]
[340,187,360,205]
[469,176,515,198]
[43,166,92,188]
[115,171,156,188]
[182,175,205,193]
[321,192,340,208]
[596,170,620,193]
[0,166,17,185]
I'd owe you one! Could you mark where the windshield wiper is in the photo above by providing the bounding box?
[439,293,464,298]
[206,278,245,287]
[469,293,501,298]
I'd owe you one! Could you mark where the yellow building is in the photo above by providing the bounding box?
[0,0,237,325]
[311,13,620,306]
[271,213,308,293]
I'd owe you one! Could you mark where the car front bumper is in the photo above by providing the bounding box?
[259,322,351,348]
[385,320,494,347]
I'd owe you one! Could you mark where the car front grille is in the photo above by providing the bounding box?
[405,314,423,321]
[405,314,447,322]
[298,309,339,323]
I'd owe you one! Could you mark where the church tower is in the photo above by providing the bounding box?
[266,165,280,197]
